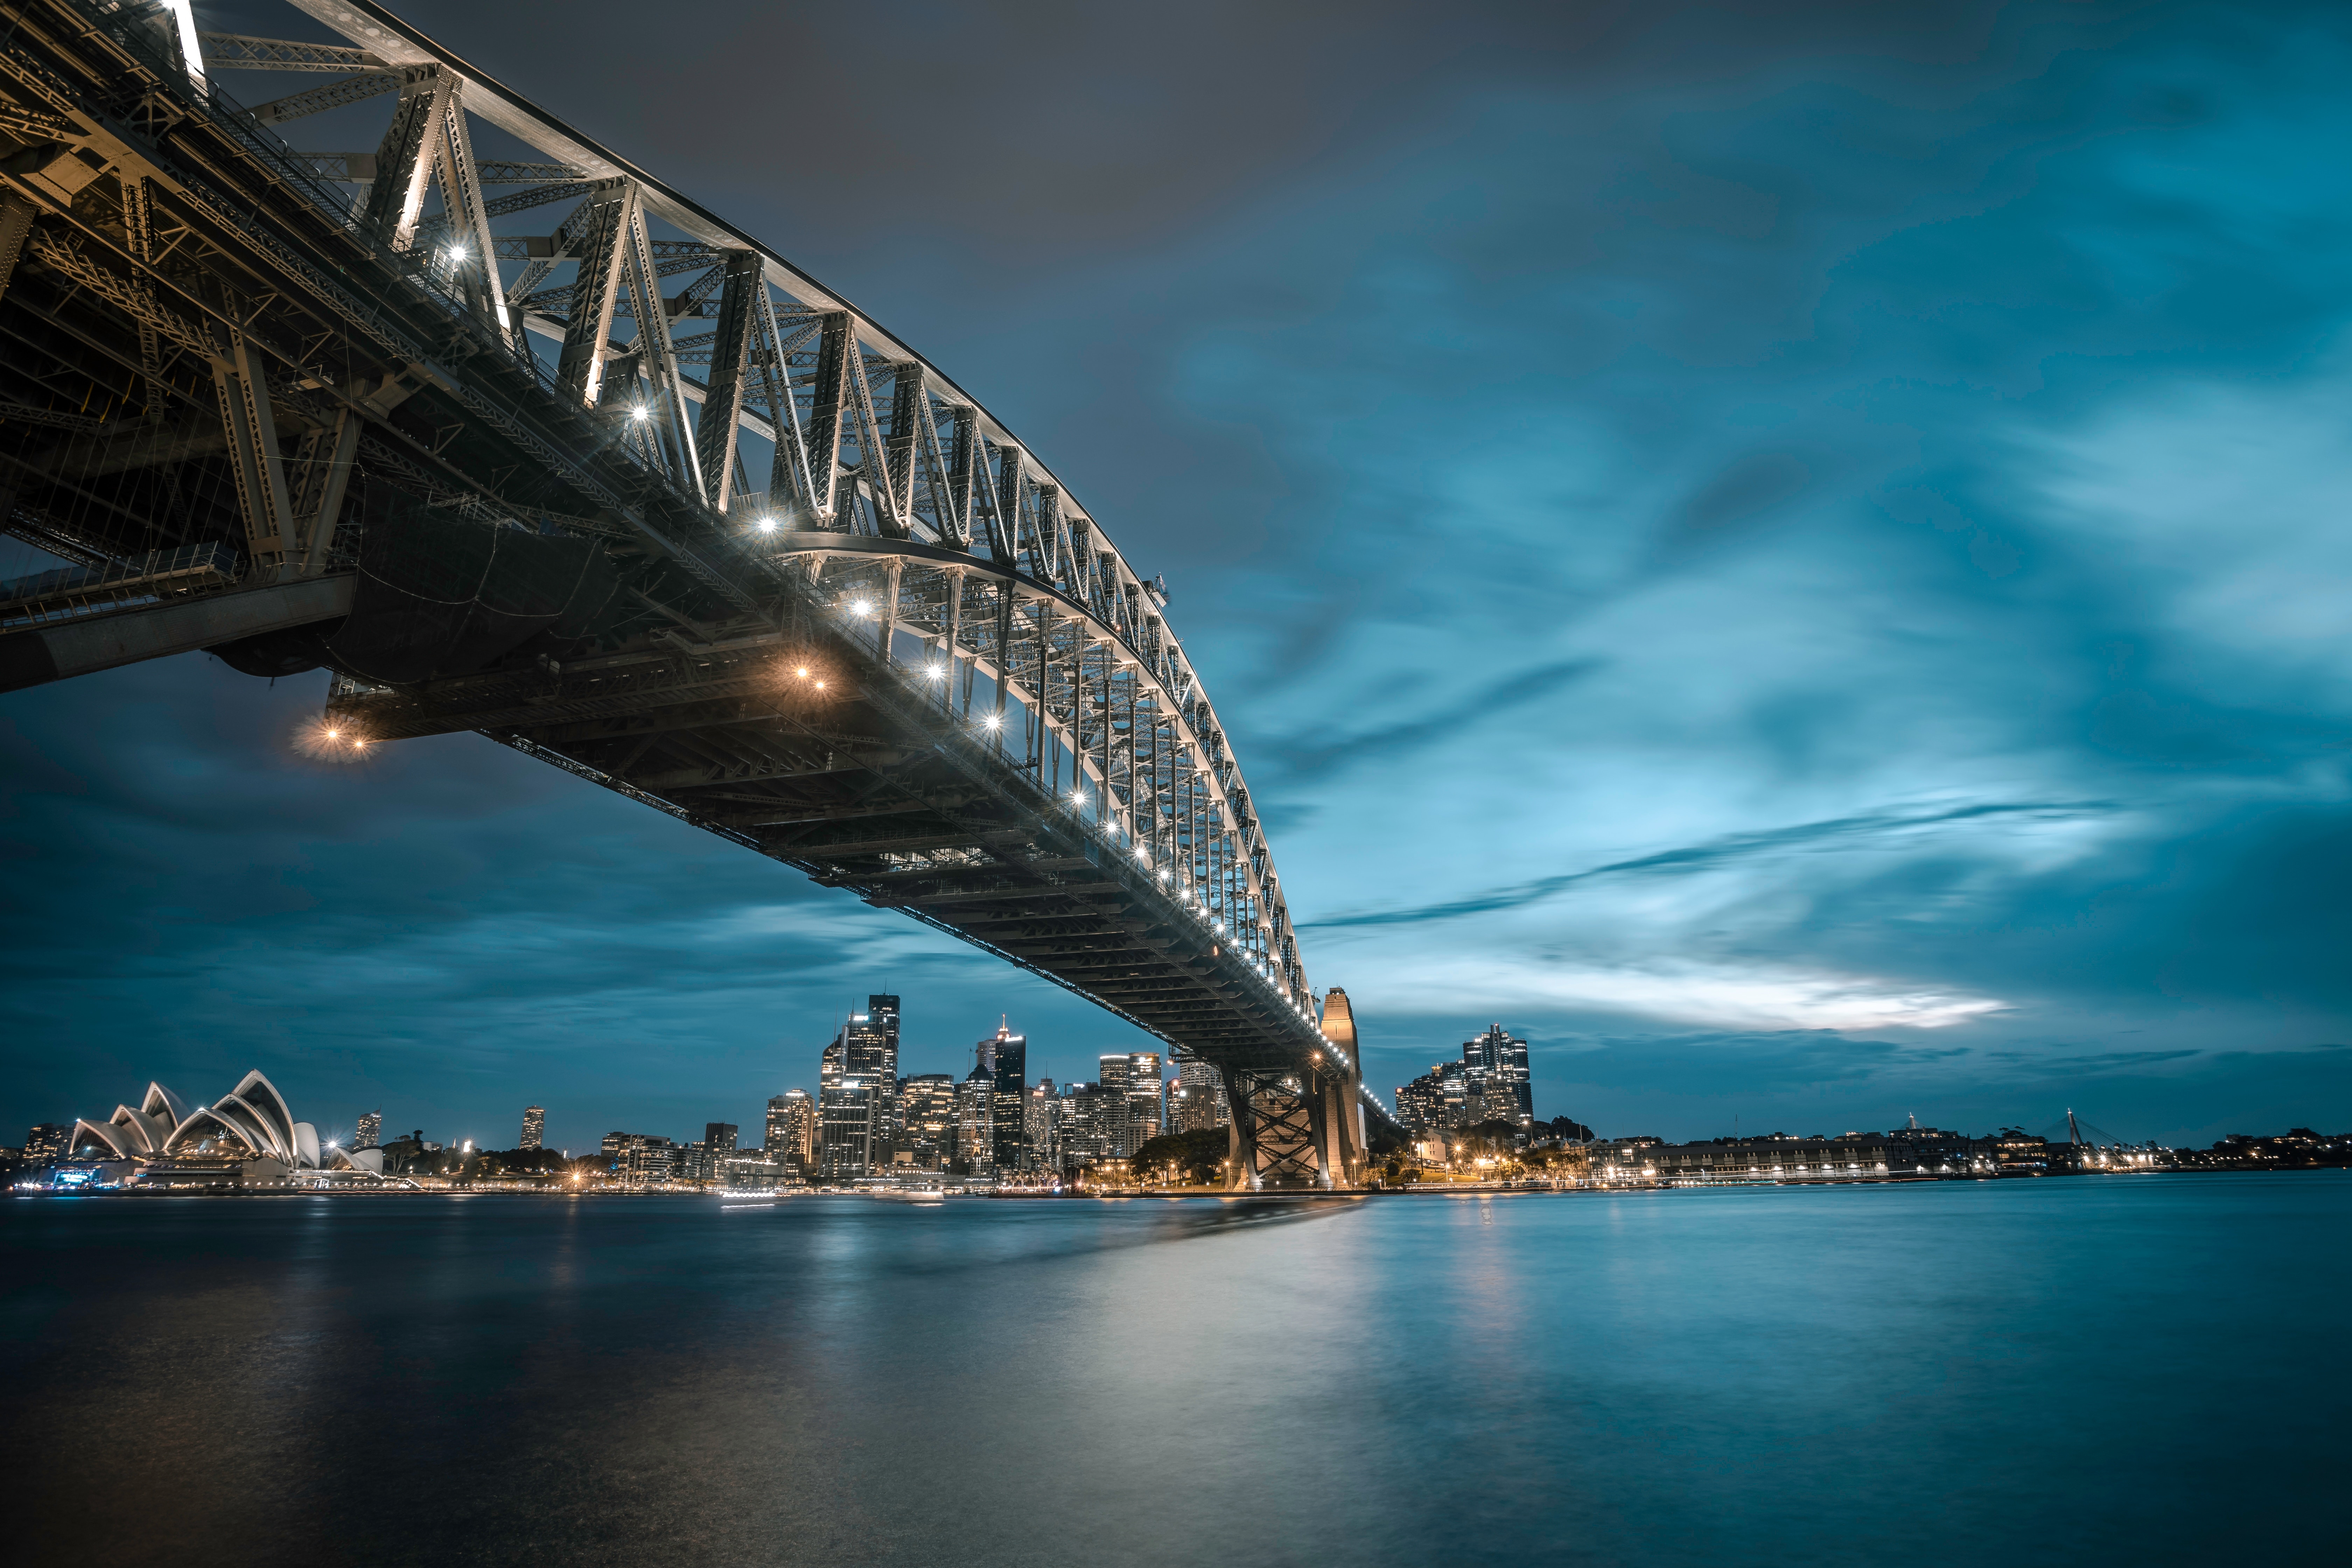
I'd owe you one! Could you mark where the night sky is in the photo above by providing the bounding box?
[6,0,2350,1152]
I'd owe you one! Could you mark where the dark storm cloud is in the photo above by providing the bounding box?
[8,0,2351,1143]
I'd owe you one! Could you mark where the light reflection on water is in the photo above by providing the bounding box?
[4,1178,2343,1564]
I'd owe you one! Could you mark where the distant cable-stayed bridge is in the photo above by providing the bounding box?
[0,0,1379,1187]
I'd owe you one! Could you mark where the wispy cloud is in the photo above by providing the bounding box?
[1259,658,1604,782]
[1304,801,2118,930]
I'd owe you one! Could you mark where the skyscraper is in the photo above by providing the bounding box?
[765,1090,816,1170]
[844,996,902,1147]
[818,997,900,1180]
[1128,1053,1163,1151]
[1059,1081,1108,1167]
[705,1123,738,1161]
[819,1079,877,1181]
[901,1074,957,1169]
[1097,1054,1130,1154]
[1395,1026,1535,1132]
[520,1106,546,1149]
[1461,1023,1533,1128]
[955,1062,994,1177]
[354,1110,382,1150]
[982,1019,1028,1171]
[1096,1052,1162,1156]
[1125,1053,1163,1152]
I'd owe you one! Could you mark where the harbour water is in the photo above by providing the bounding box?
[4,1175,2343,1564]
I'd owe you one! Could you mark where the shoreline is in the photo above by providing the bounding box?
[11,1166,2344,1200]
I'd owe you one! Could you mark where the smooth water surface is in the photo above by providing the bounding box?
[4,1176,2343,1564]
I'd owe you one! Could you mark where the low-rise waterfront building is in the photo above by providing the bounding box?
[1172,1054,1229,1133]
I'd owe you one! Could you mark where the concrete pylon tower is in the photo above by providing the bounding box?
[1317,988,1369,1188]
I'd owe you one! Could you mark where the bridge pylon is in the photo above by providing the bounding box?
[1222,987,1369,1190]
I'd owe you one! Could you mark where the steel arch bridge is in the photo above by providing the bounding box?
[0,0,1380,1186]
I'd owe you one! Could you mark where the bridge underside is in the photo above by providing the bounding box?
[320,581,1308,1069]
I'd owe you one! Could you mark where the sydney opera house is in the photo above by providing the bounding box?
[64,1070,385,1188]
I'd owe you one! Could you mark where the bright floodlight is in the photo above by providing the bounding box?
[756,516,778,534]
[325,727,339,739]
[983,713,1002,729]
[849,598,872,617]
[924,664,945,680]
[630,405,651,422]
[795,665,808,678]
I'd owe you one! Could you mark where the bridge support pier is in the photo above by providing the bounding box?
[1223,1068,1319,1189]
[1218,986,1371,1190]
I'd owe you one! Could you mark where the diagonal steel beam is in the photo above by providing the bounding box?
[695,250,763,511]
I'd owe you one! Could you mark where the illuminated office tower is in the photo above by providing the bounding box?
[519,1105,545,1149]
[1460,1023,1533,1129]
[840,996,903,1149]
[1059,1082,1108,1167]
[1097,1052,1162,1156]
[901,1074,957,1169]
[706,1123,738,1162]
[955,1060,994,1177]
[980,1020,1028,1170]
[765,1090,816,1170]
[817,998,899,1181]
[354,1110,382,1150]
[1128,1053,1164,1151]
[1097,1054,1131,1154]
[819,1079,877,1180]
